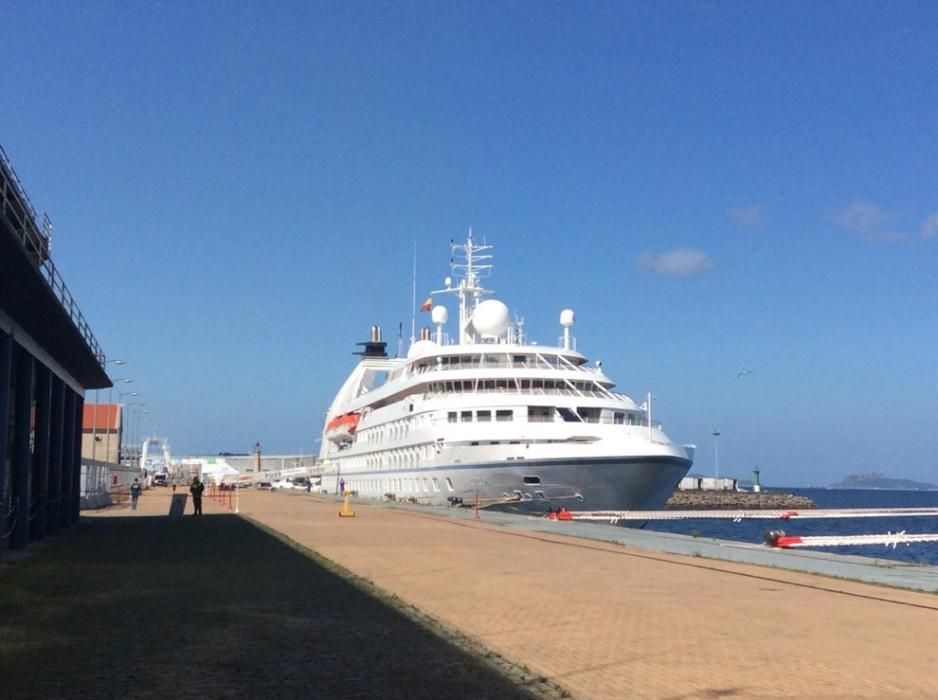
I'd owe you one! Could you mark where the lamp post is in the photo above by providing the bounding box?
[133,406,148,460]
[712,430,721,485]
[90,359,126,461]
[118,391,139,462]
[126,402,144,462]
[105,378,133,463]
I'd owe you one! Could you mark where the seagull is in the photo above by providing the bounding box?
[737,369,753,379]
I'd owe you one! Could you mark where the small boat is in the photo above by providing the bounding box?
[325,412,361,442]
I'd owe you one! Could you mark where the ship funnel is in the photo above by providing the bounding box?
[357,326,388,358]
[420,327,430,341]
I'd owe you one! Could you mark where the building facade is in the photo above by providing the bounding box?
[1,146,111,555]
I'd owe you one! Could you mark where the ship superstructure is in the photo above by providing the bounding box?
[318,234,693,512]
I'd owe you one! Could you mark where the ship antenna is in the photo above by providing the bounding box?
[410,240,417,349]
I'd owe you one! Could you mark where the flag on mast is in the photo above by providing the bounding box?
[420,296,432,312]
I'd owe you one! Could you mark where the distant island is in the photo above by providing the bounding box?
[829,472,938,490]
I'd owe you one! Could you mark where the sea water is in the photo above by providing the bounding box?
[642,488,938,564]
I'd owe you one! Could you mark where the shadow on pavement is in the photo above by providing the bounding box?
[0,515,547,699]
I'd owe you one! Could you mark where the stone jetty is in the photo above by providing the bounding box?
[665,489,816,510]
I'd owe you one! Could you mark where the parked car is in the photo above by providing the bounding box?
[152,473,168,487]
[270,479,304,491]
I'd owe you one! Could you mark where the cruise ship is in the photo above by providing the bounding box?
[318,234,693,513]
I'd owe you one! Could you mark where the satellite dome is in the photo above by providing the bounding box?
[560,309,575,327]
[431,305,448,324]
[407,339,438,359]
[471,299,510,338]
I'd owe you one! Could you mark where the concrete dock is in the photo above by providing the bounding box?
[90,488,938,699]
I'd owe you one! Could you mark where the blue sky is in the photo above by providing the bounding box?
[3,2,936,485]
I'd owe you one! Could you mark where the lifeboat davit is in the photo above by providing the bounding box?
[325,412,360,442]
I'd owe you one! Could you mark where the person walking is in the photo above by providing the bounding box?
[130,478,142,510]
[190,476,205,516]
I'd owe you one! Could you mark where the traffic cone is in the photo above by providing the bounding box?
[338,493,355,518]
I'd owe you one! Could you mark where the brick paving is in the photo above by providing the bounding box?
[98,489,938,699]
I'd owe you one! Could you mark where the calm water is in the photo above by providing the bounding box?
[642,488,938,564]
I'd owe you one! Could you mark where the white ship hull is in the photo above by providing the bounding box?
[325,454,691,513]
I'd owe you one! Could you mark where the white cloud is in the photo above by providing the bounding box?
[835,200,886,238]
[834,200,911,243]
[922,213,938,239]
[638,248,713,276]
[728,204,765,229]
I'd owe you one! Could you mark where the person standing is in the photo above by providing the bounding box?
[130,478,142,510]
[339,477,345,495]
[190,477,205,516]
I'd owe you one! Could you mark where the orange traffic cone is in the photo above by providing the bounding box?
[338,493,356,518]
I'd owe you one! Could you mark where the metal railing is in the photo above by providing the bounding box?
[1,145,105,369]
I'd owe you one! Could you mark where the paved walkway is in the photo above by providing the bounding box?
[97,489,938,699]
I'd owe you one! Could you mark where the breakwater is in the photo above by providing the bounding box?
[666,490,816,510]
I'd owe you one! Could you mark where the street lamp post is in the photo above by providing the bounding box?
[133,406,148,459]
[106,378,133,463]
[92,359,126,461]
[712,430,721,485]
[126,402,144,461]
[118,392,139,462]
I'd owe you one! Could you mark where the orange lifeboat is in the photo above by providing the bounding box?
[325,412,361,442]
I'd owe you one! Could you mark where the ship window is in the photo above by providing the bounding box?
[520,380,530,389]
[496,410,513,422]
[460,411,472,422]
[614,412,625,425]
[528,406,552,422]
[470,441,479,446]
[557,407,580,422]
[483,380,495,390]
[446,478,454,491]
[523,476,540,485]
[477,410,491,422]
[448,412,457,423]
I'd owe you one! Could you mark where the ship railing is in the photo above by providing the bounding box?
[425,410,661,428]
[422,386,613,400]
[413,354,590,372]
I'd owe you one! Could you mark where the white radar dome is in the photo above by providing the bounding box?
[471,299,510,338]
[431,305,448,324]
[407,339,438,359]
[560,309,575,327]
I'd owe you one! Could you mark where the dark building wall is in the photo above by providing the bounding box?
[0,327,85,553]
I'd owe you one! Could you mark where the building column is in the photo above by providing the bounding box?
[60,389,76,530]
[70,393,83,523]
[10,345,35,550]
[0,332,12,556]
[31,363,52,541]
[46,375,65,536]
